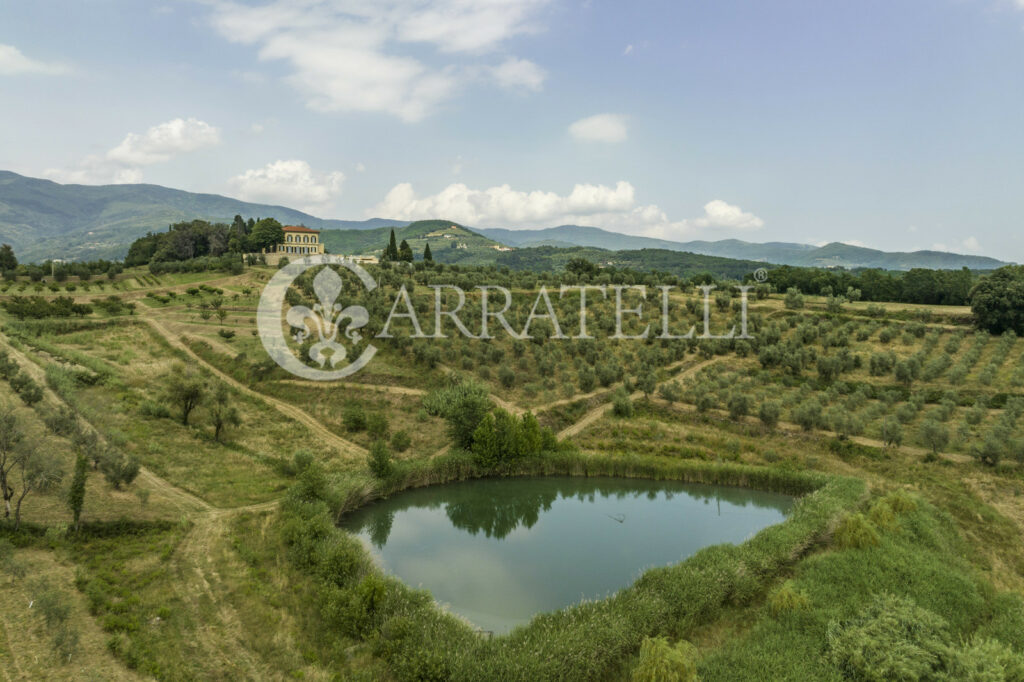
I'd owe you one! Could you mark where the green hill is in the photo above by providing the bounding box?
[321,220,511,265]
[0,170,403,262]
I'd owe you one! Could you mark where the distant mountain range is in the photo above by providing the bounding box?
[0,170,405,261]
[475,225,1009,270]
[0,170,1009,270]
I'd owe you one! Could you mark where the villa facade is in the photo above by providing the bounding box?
[264,225,326,263]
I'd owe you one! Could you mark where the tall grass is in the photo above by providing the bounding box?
[281,453,863,681]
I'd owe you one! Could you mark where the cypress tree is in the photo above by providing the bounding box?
[398,239,414,262]
[423,242,433,262]
[386,229,399,261]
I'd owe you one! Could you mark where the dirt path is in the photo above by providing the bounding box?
[276,379,427,397]
[140,315,367,459]
[558,357,720,439]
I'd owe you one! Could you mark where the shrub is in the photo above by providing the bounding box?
[630,637,699,682]
[139,400,171,419]
[366,413,389,440]
[390,430,411,453]
[768,581,810,615]
[758,401,781,430]
[612,388,634,418]
[367,440,392,478]
[343,403,367,432]
[833,513,880,549]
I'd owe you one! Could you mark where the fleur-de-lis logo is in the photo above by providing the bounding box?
[286,267,369,368]
[257,255,377,381]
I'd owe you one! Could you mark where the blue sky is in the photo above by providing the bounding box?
[2,0,1023,259]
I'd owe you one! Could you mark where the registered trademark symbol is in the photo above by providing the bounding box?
[753,268,768,283]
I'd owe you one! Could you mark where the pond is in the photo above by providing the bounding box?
[339,476,794,634]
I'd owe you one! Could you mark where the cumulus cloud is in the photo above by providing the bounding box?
[961,236,982,253]
[0,44,68,76]
[569,114,628,143]
[687,200,764,231]
[490,57,546,92]
[229,160,344,213]
[43,117,220,184]
[206,0,550,121]
[370,180,763,241]
[107,118,220,165]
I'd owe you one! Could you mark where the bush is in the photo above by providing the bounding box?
[391,430,411,452]
[768,581,810,615]
[757,401,781,430]
[343,403,367,432]
[612,388,634,418]
[367,441,392,478]
[139,400,171,419]
[631,637,699,682]
[366,413,390,440]
[833,513,880,549]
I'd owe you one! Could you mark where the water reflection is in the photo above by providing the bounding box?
[339,476,793,633]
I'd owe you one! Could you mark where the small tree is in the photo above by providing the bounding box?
[165,365,206,425]
[727,392,751,421]
[66,454,88,530]
[658,381,682,404]
[784,287,805,310]
[367,440,392,478]
[398,239,414,262]
[13,443,64,530]
[920,419,949,461]
[99,449,139,489]
[208,384,241,442]
[880,418,903,448]
[636,367,657,399]
[758,401,781,430]
[423,243,433,262]
[612,388,634,418]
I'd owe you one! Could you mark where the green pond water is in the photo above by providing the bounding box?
[339,476,794,634]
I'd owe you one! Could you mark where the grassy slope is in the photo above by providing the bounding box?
[0,265,1021,679]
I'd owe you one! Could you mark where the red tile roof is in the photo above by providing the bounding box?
[283,225,319,233]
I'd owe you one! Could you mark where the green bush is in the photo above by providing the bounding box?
[768,581,810,616]
[833,513,880,549]
[612,388,634,418]
[367,441,393,478]
[630,637,699,682]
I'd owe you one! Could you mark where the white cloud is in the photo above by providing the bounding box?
[0,44,68,76]
[370,180,763,241]
[229,160,344,213]
[569,114,628,143]
[686,199,764,231]
[961,236,982,253]
[43,159,143,185]
[107,118,220,165]
[490,57,546,92]
[44,117,220,184]
[623,44,633,56]
[206,0,550,121]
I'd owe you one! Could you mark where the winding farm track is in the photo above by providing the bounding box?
[140,314,367,459]
[557,357,721,439]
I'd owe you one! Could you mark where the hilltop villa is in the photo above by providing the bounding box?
[264,225,325,263]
